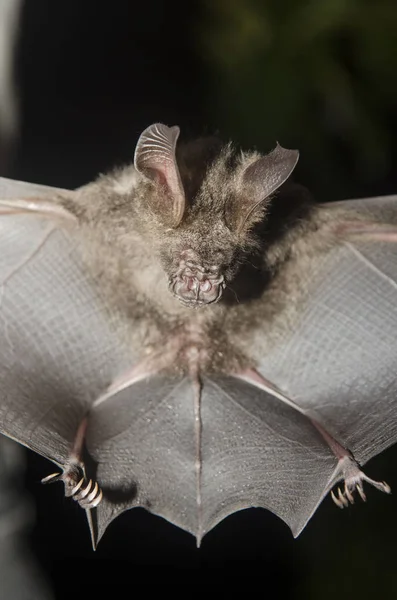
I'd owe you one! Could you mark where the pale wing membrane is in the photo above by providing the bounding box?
[2,179,397,546]
[256,198,397,468]
[85,373,336,544]
[0,191,131,465]
[86,376,197,543]
[0,177,59,198]
[200,376,337,538]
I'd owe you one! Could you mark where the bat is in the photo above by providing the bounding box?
[0,123,395,550]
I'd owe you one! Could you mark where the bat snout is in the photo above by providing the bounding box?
[169,270,225,308]
[168,249,225,307]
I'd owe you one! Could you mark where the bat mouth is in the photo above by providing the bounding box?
[169,273,225,308]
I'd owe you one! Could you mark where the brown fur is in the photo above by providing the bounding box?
[55,129,364,374]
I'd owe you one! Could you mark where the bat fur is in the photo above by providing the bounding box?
[0,123,395,548]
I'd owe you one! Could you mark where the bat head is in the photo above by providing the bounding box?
[134,124,299,308]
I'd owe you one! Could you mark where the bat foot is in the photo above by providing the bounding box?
[70,478,103,509]
[41,464,103,510]
[331,456,391,509]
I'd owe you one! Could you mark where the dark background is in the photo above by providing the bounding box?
[3,0,397,594]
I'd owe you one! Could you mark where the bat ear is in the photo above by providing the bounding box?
[134,123,186,227]
[232,144,299,233]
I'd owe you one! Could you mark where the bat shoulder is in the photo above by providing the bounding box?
[221,194,397,362]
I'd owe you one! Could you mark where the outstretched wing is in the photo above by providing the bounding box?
[0,178,143,546]
[2,178,397,548]
[0,178,236,547]
[228,195,397,535]
[257,195,397,464]
[0,179,131,461]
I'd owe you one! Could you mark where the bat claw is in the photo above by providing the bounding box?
[76,479,93,500]
[41,471,62,484]
[70,477,84,496]
[355,483,366,502]
[339,487,349,507]
[70,478,103,509]
[75,479,103,510]
[331,489,346,509]
[344,483,355,504]
[90,487,103,508]
[85,481,99,504]
[42,466,103,510]
[331,456,391,510]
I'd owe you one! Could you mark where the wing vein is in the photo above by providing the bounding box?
[208,379,329,459]
[0,224,56,289]
[345,241,397,292]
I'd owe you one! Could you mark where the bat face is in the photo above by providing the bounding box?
[131,125,299,309]
[161,219,240,308]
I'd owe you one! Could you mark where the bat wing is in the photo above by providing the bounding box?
[0,178,255,547]
[2,180,397,548]
[199,375,338,541]
[86,373,337,545]
[226,195,397,535]
[0,178,142,546]
[0,179,131,459]
[3,176,328,546]
[256,195,397,465]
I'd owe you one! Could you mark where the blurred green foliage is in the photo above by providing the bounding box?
[200,0,397,200]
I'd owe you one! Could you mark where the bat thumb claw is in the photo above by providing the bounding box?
[41,472,62,484]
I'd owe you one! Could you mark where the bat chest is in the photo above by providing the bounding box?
[158,321,212,372]
[144,315,242,375]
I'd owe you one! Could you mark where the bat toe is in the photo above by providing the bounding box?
[330,455,391,510]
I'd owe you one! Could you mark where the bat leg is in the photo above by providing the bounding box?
[329,455,391,509]
[307,417,391,508]
[41,416,103,510]
[237,369,392,509]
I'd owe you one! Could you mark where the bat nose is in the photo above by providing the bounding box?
[170,273,225,307]
[184,275,212,296]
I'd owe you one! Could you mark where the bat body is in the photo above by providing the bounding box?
[0,124,395,548]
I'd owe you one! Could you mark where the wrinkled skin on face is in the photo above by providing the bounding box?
[168,247,225,307]
[157,214,242,309]
[160,231,240,308]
